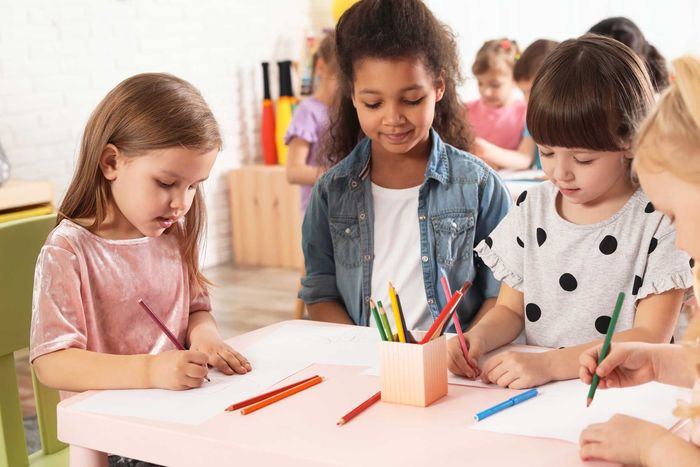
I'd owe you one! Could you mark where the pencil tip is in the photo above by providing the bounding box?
[586,398,592,407]
[459,281,472,294]
[337,419,345,426]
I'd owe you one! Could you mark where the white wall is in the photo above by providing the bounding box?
[427,0,700,100]
[2,0,698,267]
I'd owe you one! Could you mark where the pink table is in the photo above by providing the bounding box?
[58,320,614,466]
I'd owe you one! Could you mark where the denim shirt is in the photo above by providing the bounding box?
[300,129,512,329]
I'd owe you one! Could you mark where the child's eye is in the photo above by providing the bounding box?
[539,151,554,158]
[157,180,174,188]
[404,97,425,106]
[363,102,381,109]
[574,158,593,165]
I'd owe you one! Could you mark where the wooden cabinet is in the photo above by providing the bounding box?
[228,166,304,269]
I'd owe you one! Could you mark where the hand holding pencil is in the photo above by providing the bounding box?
[447,332,483,379]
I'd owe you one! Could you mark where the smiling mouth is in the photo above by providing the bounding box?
[383,130,412,142]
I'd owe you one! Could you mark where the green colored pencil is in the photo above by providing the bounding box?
[587,292,625,407]
[376,300,395,342]
[369,299,388,341]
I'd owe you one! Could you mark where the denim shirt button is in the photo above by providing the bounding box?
[351,181,358,188]
[419,215,426,221]
[428,298,434,304]
[421,255,429,262]
[363,255,371,261]
[345,228,351,234]
[359,212,366,220]
[364,296,370,302]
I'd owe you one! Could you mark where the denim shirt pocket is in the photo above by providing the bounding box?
[329,216,362,268]
[432,212,476,267]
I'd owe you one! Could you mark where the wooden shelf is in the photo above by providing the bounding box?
[0,179,54,212]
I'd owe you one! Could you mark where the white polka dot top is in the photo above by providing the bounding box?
[475,181,694,348]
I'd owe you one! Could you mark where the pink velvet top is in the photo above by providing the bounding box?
[30,220,210,362]
[465,98,527,150]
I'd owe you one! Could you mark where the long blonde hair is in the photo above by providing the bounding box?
[634,56,700,418]
[58,73,222,293]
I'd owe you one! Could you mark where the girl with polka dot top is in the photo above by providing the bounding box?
[577,54,700,467]
[447,35,694,389]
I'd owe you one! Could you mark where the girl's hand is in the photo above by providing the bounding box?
[480,351,552,388]
[579,414,667,464]
[190,337,252,375]
[148,350,210,390]
[579,342,656,389]
[447,334,482,379]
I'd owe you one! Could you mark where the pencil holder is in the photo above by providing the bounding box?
[379,334,448,407]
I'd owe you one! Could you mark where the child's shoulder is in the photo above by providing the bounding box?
[43,219,93,253]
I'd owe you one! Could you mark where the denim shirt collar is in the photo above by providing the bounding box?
[332,128,450,186]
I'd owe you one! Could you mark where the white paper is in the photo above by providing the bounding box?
[69,322,381,425]
[469,379,687,443]
[69,348,312,425]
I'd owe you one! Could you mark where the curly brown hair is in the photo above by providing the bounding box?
[325,0,473,164]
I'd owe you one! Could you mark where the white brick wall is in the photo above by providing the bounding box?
[0,0,331,267]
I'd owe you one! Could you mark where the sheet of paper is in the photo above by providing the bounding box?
[360,343,549,388]
[69,348,312,425]
[469,379,687,443]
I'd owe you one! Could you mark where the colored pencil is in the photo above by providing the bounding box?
[369,299,388,341]
[419,281,472,344]
[474,388,539,421]
[138,298,210,382]
[587,292,625,407]
[376,300,394,342]
[240,375,324,415]
[337,390,381,426]
[393,289,411,343]
[439,273,474,370]
[225,375,319,411]
[388,282,407,343]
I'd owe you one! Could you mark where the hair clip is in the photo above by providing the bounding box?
[500,39,511,50]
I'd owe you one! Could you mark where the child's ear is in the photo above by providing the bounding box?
[435,73,446,102]
[99,144,121,181]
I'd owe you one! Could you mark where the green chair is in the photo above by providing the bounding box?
[0,214,68,467]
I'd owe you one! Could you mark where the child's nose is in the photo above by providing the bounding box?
[382,103,404,126]
[170,190,187,211]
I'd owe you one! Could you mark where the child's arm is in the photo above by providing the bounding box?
[448,284,524,378]
[307,301,354,324]
[187,310,251,375]
[286,137,323,185]
[473,136,536,171]
[481,288,684,388]
[580,413,700,466]
[579,342,694,389]
[32,348,209,392]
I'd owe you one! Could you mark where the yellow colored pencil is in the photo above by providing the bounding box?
[388,282,406,343]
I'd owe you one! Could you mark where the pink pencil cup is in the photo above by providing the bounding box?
[379,334,448,407]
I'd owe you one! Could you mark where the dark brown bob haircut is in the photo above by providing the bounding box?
[527,34,654,151]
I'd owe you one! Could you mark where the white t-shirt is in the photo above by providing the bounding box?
[370,182,431,332]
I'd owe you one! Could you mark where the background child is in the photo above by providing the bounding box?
[31,73,251,392]
[300,0,511,332]
[473,39,559,171]
[578,55,700,467]
[448,35,692,389]
[285,30,338,212]
[466,38,526,170]
[589,16,669,93]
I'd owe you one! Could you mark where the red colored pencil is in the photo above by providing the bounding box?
[337,391,381,426]
[420,281,472,344]
[439,275,477,372]
[225,375,319,411]
[138,298,210,382]
[241,376,323,415]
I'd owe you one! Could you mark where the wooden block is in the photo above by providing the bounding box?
[0,179,53,211]
[379,335,448,407]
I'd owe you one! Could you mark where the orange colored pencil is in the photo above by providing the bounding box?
[225,375,319,411]
[240,375,323,415]
[337,391,381,426]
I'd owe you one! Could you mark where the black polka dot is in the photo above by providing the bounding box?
[644,202,655,213]
[595,315,612,334]
[536,228,547,247]
[559,273,578,292]
[632,275,643,295]
[599,235,618,255]
[648,237,658,254]
[670,336,675,344]
[558,346,566,349]
[516,190,527,206]
[517,236,524,248]
[525,303,541,322]
[691,258,695,269]
[485,236,493,248]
